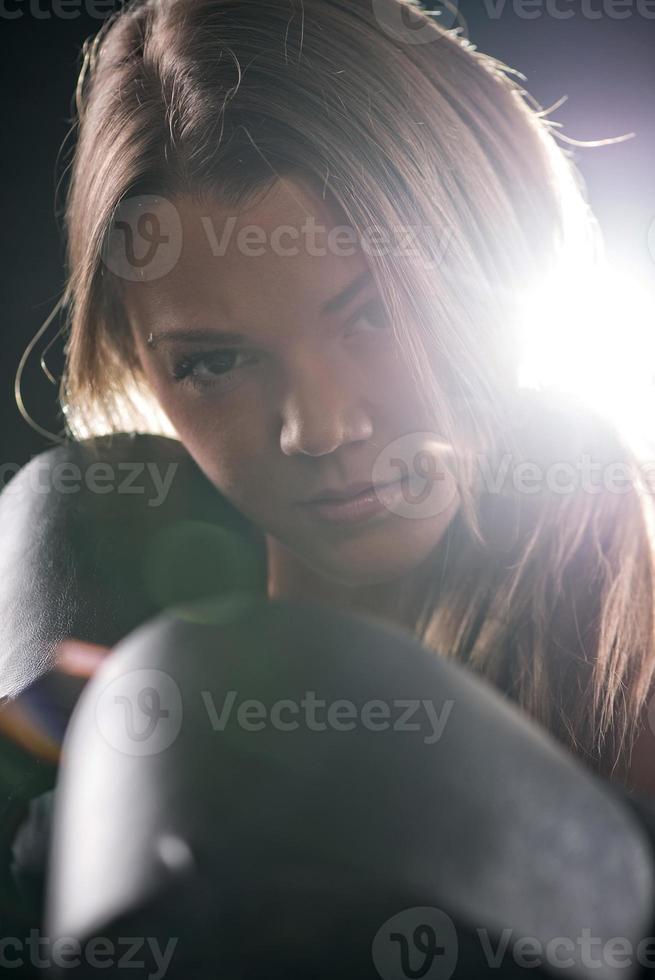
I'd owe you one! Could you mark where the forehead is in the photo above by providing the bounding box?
[121,177,372,331]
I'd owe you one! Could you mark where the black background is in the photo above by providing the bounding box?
[1,0,653,472]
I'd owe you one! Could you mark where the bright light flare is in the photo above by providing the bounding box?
[516,262,655,458]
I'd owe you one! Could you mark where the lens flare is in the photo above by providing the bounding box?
[515,262,655,458]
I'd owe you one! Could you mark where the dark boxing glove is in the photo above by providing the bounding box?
[43,597,655,980]
[0,433,266,951]
[0,431,266,708]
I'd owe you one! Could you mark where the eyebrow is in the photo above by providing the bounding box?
[319,268,372,315]
[146,269,373,349]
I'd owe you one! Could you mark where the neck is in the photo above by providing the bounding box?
[264,535,434,634]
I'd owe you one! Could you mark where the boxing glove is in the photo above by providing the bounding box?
[0,432,266,966]
[0,431,266,705]
[42,596,655,980]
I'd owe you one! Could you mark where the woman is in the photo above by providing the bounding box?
[39,0,655,788]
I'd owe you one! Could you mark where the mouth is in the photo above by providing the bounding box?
[296,477,407,526]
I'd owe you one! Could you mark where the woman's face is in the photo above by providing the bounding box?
[123,178,460,586]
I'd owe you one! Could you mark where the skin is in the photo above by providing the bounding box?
[51,177,462,706]
[47,178,653,797]
[118,176,461,628]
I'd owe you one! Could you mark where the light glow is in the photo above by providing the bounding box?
[516,262,655,458]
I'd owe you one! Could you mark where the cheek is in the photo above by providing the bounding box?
[160,392,274,504]
[136,351,276,503]
[371,351,434,429]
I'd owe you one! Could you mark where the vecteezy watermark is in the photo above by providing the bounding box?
[479,0,655,18]
[0,0,115,18]
[471,452,655,498]
[370,434,655,521]
[95,668,184,756]
[371,907,655,979]
[92,666,455,756]
[103,195,184,283]
[372,433,460,521]
[200,214,453,268]
[0,457,179,505]
[201,690,454,745]
[475,928,655,972]
[372,907,459,980]
[371,0,462,43]
[0,930,177,979]
[100,194,454,281]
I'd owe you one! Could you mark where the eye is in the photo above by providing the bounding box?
[344,299,390,337]
[171,349,259,391]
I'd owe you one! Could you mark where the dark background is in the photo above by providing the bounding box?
[1,0,653,473]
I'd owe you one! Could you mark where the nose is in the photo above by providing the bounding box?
[279,356,374,457]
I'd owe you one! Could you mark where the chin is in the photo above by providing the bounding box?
[292,517,452,589]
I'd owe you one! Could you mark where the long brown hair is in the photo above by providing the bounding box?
[40,0,655,778]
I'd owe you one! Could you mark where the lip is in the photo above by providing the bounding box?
[297,478,406,525]
[302,481,389,503]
